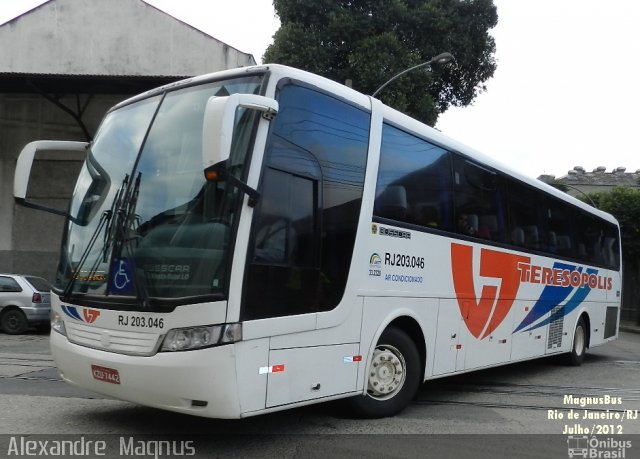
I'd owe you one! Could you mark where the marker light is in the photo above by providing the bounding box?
[51,311,67,336]
[160,323,242,352]
[204,164,227,182]
[204,169,221,181]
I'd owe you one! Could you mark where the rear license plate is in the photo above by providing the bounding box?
[91,364,121,384]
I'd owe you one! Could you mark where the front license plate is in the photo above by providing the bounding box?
[91,364,121,385]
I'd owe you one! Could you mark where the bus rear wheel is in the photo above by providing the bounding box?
[348,326,421,418]
[567,317,587,366]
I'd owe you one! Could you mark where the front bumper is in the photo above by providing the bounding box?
[50,331,243,418]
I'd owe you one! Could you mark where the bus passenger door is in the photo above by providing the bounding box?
[240,163,361,408]
[238,81,370,410]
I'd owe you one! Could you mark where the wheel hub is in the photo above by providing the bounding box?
[367,345,406,399]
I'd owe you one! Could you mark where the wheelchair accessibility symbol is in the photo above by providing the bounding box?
[110,258,134,294]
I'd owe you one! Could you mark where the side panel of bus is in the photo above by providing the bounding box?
[236,70,621,414]
[359,222,620,378]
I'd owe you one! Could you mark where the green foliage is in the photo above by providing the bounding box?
[585,187,640,261]
[264,0,498,125]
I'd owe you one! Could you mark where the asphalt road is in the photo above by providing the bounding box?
[1,330,639,458]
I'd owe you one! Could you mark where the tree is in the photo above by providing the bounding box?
[264,0,498,126]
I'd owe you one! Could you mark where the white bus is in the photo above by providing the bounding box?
[14,64,622,419]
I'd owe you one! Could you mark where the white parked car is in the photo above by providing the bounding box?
[0,274,51,334]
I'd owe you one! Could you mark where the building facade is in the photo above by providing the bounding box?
[0,0,255,280]
[539,166,640,198]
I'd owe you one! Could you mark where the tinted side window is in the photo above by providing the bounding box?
[242,83,369,320]
[507,179,546,251]
[602,223,621,270]
[374,124,453,230]
[0,276,22,292]
[541,197,621,269]
[374,125,621,270]
[453,156,506,242]
[504,178,620,269]
[574,211,620,270]
[252,167,317,267]
[545,197,577,259]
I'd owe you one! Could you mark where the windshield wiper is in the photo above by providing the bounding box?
[61,173,149,309]
[102,174,129,261]
[60,173,131,301]
[107,172,152,309]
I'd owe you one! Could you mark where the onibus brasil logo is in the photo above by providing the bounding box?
[451,243,613,339]
[566,435,631,458]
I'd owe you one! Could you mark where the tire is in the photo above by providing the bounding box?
[1,308,29,335]
[567,317,587,366]
[347,326,421,418]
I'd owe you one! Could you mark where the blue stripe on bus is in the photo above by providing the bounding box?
[513,262,579,333]
[61,304,82,321]
[519,267,598,332]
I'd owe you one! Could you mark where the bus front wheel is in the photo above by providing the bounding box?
[348,326,421,418]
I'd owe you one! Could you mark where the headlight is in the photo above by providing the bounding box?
[51,311,67,336]
[160,323,241,352]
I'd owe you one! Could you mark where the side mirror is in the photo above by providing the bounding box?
[202,94,278,170]
[14,140,89,219]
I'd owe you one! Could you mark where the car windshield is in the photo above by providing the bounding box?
[55,75,264,307]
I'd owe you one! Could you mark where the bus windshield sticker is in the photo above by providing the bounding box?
[109,258,135,295]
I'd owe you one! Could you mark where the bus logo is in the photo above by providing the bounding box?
[83,308,101,324]
[452,243,614,338]
[61,305,101,324]
[451,243,528,339]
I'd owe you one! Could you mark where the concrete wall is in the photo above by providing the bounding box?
[1,0,254,75]
[0,93,126,280]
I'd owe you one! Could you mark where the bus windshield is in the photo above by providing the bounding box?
[55,75,264,306]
